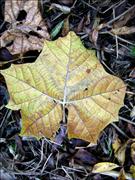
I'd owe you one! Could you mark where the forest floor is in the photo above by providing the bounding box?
[0,0,135,180]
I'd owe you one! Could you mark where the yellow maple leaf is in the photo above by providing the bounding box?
[1,32,126,143]
[92,162,119,173]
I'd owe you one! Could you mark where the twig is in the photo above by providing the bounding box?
[113,8,119,58]
[99,0,126,14]
[71,0,78,8]
[80,0,97,10]
[119,116,135,125]
[34,138,45,171]
[62,166,73,180]
[107,5,135,25]
[108,31,135,45]
[111,123,129,138]
[41,153,53,173]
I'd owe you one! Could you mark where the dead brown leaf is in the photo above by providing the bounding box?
[113,5,135,28]
[112,135,121,153]
[131,142,135,164]
[62,17,70,36]
[130,165,135,179]
[1,0,50,54]
[1,31,44,55]
[113,139,135,166]
[111,26,135,35]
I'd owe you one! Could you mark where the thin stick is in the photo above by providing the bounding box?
[113,8,119,58]
[81,0,97,10]
[62,166,73,180]
[119,116,135,125]
[41,153,53,173]
[111,123,129,138]
[34,139,45,171]
[107,5,135,25]
[99,0,126,14]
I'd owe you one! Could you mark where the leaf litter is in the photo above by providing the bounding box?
[0,0,135,179]
[0,0,50,55]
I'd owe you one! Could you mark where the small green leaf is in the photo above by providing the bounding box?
[51,21,64,39]
[130,46,135,57]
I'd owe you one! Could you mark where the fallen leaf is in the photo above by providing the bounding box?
[90,17,101,46]
[51,21,64,39]
[111,26,135,35]
[1,32,126,143]
[114,142,127,165]
[92,162,119,173]
[128,123,135,138]
[113,5,135,28]
[76,17,85,33]
[4,0,49,38]
[62,17,70,36]
[130,165,135,179]
[131,142,135,164]
[114,139,135,166]
[130,46,135,57]
[99,170,133,180]
[112,135,121,153]
[72,149,98,166]
[1,31,44,55]
[1,0,50,54]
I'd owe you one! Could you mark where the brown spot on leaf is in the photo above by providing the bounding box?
[86,69,91,73]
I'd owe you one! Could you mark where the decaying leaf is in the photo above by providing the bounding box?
[4,0,49,38]
[0,0,50,54]
[1,31,44,55]
[131,142,135,164]
[97,170,133,180]
[113,139,135,165]
[111,26,135,35]
[1,32,126,143]
[112,135,121,153]
[113,5,135,28]
[130,165,135,179]
[92,162,119,173]
[114,141,127,166]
